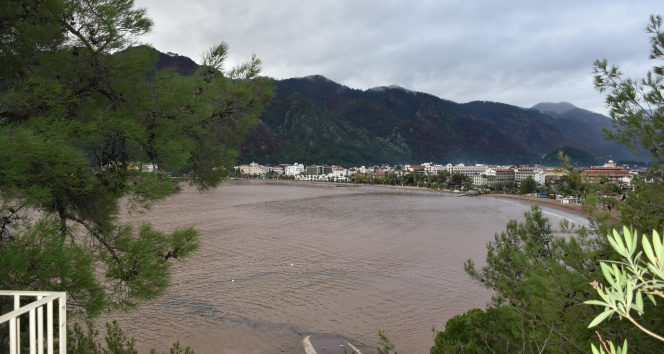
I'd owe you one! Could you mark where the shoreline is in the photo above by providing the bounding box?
[228,178,590,219]
[477,194,589,219]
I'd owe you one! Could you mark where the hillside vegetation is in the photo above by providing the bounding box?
[153,53,647,166]
[239,75,645,166]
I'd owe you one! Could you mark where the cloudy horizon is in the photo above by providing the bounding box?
[133,1,662,115]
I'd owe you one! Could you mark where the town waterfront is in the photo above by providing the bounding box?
[108,180,583,353]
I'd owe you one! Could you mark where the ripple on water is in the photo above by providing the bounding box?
[108,181,576,353]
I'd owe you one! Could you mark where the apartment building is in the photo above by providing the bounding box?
[423,162,446,174]
[237,162,268,176]
[514,168,546,185]
[285,163,305,176]
[486,168,516,183]
[306,165,333,176]
[446,163,490,177]
[581,161,631,184]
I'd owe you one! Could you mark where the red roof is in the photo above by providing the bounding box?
[581,167,629,177]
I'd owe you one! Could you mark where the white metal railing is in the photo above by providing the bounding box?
[0,291,66,354]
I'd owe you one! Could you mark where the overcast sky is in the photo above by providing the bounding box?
[133,0,661,115]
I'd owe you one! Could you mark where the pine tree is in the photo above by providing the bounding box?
[432,207,664,352]
[0,0,274,317]
[593,15,664,234]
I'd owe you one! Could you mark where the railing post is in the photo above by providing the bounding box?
[2,291,67,354]
[14,295,21,354]
[47,300,54,354]
[59,293,66,354]
[9,313,16,354]
[9,295,17,354]
[30,306,36,354]
[38,295,44,354]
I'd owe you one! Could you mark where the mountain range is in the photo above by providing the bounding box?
[239,75,649,166]
[152,50,649,167]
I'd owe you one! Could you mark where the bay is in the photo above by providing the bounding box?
[106,180,580,353]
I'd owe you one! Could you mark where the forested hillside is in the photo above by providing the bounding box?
[239,75,645,166]
[152,53,647,166]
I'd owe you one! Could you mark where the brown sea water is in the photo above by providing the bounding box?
[106,180,580,353]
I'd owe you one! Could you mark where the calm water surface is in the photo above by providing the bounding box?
[107,180,579,353]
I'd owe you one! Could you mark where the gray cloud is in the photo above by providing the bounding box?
[134,0,661,114]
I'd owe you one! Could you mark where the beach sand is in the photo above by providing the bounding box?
[252,179,592,219]
[477,194,589,218]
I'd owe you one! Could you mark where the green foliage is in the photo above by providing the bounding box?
[519,176,537,194]
[594,15,664,165]
[68,320,195,354]
[586,227,664,349]
[0,218,106,315]
[493,180,518,194]
[0,0,274,319]
[614,176,664,234]
[69,321,137,354]
[161,342,195,354]
[431,307,521,354]
[376,330,395,354]
[540,146,600,167]
[450,172,466,185]
[591,339,628,354]
[549,153,588,198]
[246,93,409,166]
[592,14,664,235]
[433,14,664,354]
[246,75,640,166]
[103,224,200,311]
[556,151,621,233]
[433,206,664,352]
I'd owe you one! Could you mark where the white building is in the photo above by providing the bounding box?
[284,163,305,176]
[330,167,350,181]
[357,166,376,174]
[514,168,545,185]
[424,163,446,174]
[404,164,425,172]
[534,170,546,185]
[140,163,158,173]
[472,174,492,186]
[447,163,489,177]
[237,162,268,176]
[331,167,349,177]
[473,167,521,186]
[486,168,515,183]
[129,162,158,173]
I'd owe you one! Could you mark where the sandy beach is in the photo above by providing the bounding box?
[477,193,588,218]
[261,179,590,219]
[375,183,590,218]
